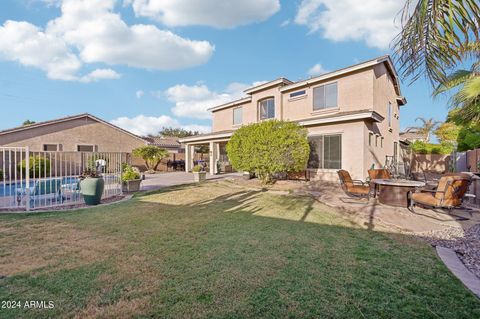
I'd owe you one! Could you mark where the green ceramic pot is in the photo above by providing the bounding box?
[80,177,105,206]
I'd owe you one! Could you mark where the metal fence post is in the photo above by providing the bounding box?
[25,147,30,211]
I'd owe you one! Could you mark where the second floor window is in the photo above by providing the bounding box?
[233,107,242,125]
[259,98,275,120]
[313,82,337,111]
[387,102,392,127]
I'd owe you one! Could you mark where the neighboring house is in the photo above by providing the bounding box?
[0,113,147,152]
[399,128,427,144]
[180,56,407,180]
[143,136,183,154]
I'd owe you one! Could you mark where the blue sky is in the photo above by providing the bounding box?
[0,0,451,136]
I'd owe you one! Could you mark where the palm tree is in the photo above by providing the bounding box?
[413,117,442,142]
[433,60,480,125]
[393,0,479,85]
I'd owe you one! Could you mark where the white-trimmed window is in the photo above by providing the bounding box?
[233,107,242,125]
[308,134,342,169]
[77,145,95,152]
[259,98,275,120]
[313,82,338,111]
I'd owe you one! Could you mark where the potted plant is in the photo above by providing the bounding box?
[192,164,206,182]
[79,169,104,205]
[122,164,142,192]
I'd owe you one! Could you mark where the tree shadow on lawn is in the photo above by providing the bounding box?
[0,182,479,318]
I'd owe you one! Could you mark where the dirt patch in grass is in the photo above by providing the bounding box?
[0,220,121,277]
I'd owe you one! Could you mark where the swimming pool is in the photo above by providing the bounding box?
[0,176,81,197]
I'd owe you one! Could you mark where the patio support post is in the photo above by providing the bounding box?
[185,144,193,172]
[209,141,217,175]
[25,147,30,211]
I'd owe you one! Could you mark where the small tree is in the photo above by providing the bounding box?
[158,127,199,138]
[226,120,309,184]
[133,146,169,173]
[434,122,460,145]
[22,120,35,126]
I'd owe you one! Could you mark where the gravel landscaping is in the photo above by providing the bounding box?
[423,224,480,279]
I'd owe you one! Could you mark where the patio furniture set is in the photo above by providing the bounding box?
[337,168,476,217]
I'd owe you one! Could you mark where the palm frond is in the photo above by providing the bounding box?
[393,0,480,85]
[433,69,473,96]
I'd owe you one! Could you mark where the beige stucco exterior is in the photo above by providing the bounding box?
[181,56,406,180]
[0,115,147,152]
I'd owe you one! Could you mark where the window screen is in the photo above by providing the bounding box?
[307,134,341,169]
[313,82,337,110]
[233,107,242,125]
[259,98,275,120]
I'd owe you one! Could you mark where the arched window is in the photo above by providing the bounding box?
[258,98,275,120]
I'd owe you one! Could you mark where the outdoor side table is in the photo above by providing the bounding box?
[371,179,426,207]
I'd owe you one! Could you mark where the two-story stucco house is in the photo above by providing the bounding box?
[180,56,406,181]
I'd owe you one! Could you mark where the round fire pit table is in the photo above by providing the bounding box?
[372,179,426,207]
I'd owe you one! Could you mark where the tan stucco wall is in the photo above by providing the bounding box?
[0,118,146,152]
[306,121,366,181]
[282,68,374,121]
[364,64,401,170]
[211,68,375,132]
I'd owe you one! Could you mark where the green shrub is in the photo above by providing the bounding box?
[133,146,169,173]
[121,164,140,182]
[410,141,453,155]
[0,169,3,180]
[192,165,203,172]
[18,156,51,178]
[226,120,309,184]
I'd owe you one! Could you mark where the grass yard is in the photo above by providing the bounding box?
[0,180,479,318]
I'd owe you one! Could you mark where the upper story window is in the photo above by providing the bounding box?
[387,102,392,127]
[233,107,242,125]
[290,90,306,98]
[313,82,337,111]
[259,98,275,120]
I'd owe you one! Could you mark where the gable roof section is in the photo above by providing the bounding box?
[0,113,147,144]
[243,77,293,95]
[207,96,252,112]
[280,55,402,96]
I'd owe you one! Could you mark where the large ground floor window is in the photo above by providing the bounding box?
[308,134,342,169]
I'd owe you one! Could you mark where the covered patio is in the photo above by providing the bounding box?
[180,131,233,175]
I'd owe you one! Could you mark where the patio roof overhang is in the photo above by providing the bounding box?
[178,130,234,144]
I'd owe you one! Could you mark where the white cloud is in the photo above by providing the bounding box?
[80,68,121,82]
[0,20,81,81]
[136,90,145,98]
[0,0,214,81]
[294,0,402,49]
[308,63,328,76]
[111,114,210,136]
[165,81,263,120]
[128,0,280,28]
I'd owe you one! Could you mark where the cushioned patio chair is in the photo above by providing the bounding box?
[337,170,370,199]
[368,168,392,180]
[409,174,472,215]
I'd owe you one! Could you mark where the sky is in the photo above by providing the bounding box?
[0,0,452,137]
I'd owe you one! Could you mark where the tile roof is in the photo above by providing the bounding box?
[144,136,182,148]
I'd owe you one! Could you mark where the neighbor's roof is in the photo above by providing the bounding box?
[144,136,182,148]
[208,55,405,113]
[0,113,147,143]
[400,128,427,142]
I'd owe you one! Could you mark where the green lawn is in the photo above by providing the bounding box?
[0,181,479,318]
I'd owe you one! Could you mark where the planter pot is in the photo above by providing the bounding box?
[193,171,207,182]
[243,172,253,180]
[122,179,142,193]
[80,177,105,206]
